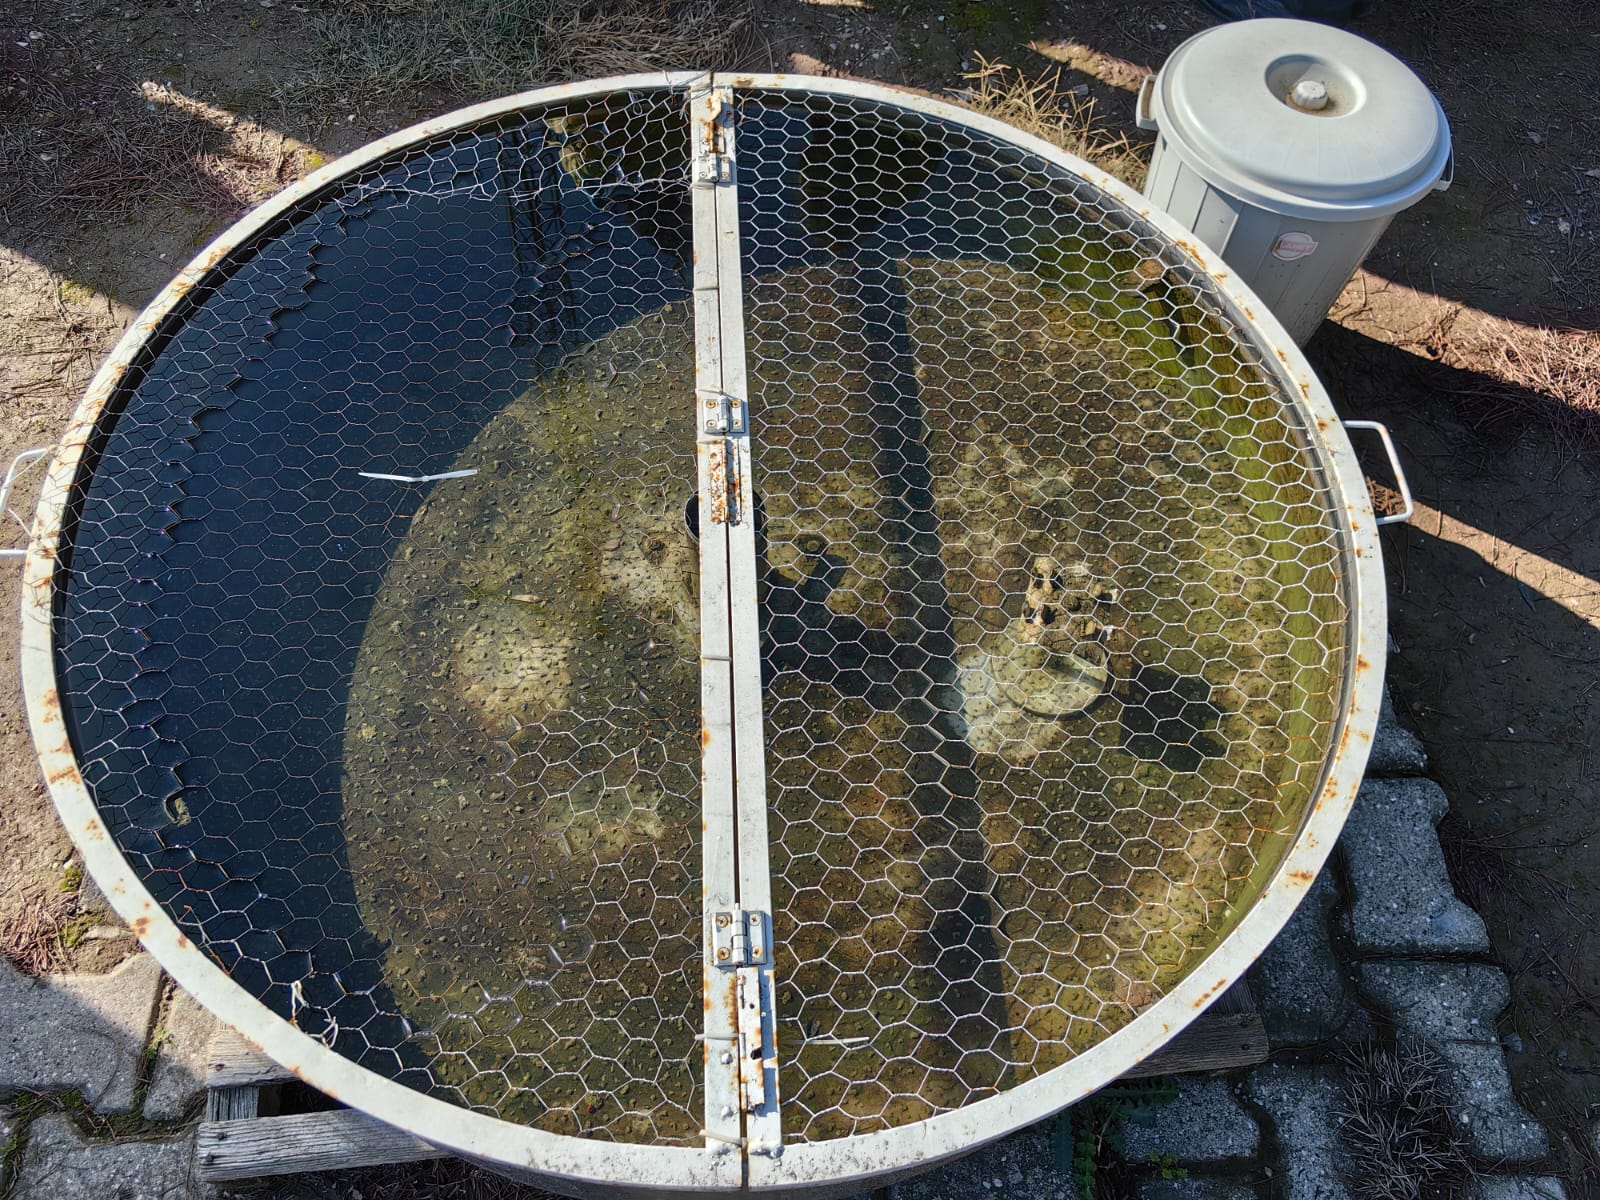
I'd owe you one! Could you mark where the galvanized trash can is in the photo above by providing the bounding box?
[1138,18,1451,344]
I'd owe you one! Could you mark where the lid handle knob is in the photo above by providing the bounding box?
[1290,79,1330,111]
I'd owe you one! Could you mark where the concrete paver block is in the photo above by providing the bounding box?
[1357,961,1549,1164]
[1248,869,1357,1045]
[1368,685,1427,776]
[1340,778,1490,956]
[144,987,221,1122]
[13,1112,207,1200]
[890,1122,1079,1199]
[1473,1179,1567,1200]
[1138,1180,1258,1200]
[1120,1077,1259,1166]
[0,954,163,1114]
[1242,1063,1352,1200]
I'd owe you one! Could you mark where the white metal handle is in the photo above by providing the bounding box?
[1434,148,1454,193]
[1343,420,1414,526]
[1135,74,1159,132]
[0,447,50,560]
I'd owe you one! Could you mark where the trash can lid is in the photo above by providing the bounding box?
[1152,18,1451,219]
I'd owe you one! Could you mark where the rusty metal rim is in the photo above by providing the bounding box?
[20,72,1385,1195]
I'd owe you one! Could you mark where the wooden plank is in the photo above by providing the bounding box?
[205,1086,260,1123]
[1209,980,1257,1017]
[196,1109,447,1181]
[204,1026,292,1088]
[1120,1010,1269,1079]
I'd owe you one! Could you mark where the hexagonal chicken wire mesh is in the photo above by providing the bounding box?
[23,75,1384,1196]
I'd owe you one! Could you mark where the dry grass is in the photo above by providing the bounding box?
[954,57,1145,188]
[296,0,744,105]
[1,890,80,976]
[1335,1040,1477,1200]
[0,52,266,229]
[1441,321,1600,457]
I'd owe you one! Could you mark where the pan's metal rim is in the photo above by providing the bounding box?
[20,70,1384,1195]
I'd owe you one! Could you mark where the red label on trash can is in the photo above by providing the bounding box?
[1272,231,1319,261]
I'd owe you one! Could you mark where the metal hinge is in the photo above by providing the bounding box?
[700,389,745,435]
[711,909,767,967]
[713,909,769,1113]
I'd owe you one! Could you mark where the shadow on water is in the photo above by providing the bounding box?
[1111,661,1228,774]
[759,109,1017,1077]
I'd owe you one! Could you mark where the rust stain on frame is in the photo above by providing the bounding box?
[703,440,730,526]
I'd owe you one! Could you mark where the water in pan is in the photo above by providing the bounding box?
[747,255,1344,1139]
[54,92,710,1143]
[342,257,1344,1143]
[342,301,705,1142]
[53,85,1348,1148]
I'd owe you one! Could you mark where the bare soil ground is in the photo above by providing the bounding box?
[2,0,1598,1188]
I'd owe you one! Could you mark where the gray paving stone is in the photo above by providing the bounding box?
[1472,1179,1567,1200]
[1247,870,1355,1045]
[890,1122,1079,1200]
[1241,1063,1351,1200]
[143,986,221,1121]
[1138,1180,1258,1200]
[13,1112,207,1200]
[1339,778,1490,956]
[0,953,163,1114]
[1357,962,1549,1164]
[1368,685,1427,776]
[1120,1077,1259,1166]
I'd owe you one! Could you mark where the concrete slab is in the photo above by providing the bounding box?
[1357,962,1549,1164]
[1340,779,1490,956]
[1241,1063,1351,1200]
[1120,1077,1259,1166]
[890,1122,1080,1200]
[13,1112,208,1200]
[144,986,221,1122]
[0,954,163,1114]
[1473,1179,1567,1200]
[1247,870,1357,1045]
[1138,1180,1258,1200]
[1368,685,1427,776]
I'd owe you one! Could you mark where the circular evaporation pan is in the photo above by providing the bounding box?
[27,76,1382,1194]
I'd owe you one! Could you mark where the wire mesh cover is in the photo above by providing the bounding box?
[45,79,1350,1164]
